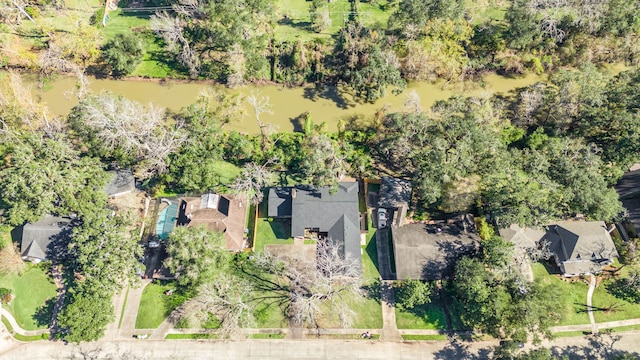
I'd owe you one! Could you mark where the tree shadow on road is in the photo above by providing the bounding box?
[433,340,491,360]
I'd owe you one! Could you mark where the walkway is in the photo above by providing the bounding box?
[104,286,129,340]
[118,279,150,339]
[379,280,402,342]
[48,264,66,337]
[0,307,48,337]
[587,274,598,334]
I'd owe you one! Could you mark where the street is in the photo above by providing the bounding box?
[3,331,640,360]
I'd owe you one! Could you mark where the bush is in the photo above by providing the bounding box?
[0,288,12,304]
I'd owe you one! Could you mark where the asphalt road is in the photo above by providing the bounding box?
[3,332,640,360]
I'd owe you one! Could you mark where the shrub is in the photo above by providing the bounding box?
[0,288,12,304]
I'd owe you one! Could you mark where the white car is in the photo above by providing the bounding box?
[377,208,388,229]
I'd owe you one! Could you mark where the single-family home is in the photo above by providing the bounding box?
[267,182,362,274]
[21,215,72,263]
[391,214,479,280]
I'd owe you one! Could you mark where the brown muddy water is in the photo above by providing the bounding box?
[29,73,547,134]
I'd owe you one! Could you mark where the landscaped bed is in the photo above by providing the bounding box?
[0,263,56,331]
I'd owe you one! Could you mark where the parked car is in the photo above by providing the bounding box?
[377,208,388,229]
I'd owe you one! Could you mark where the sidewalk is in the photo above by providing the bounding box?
[0,307,48,337]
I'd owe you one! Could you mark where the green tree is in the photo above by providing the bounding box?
[68,208,142,293]
[164,225,230,290]
[388,0,465,34]
[298,133,345,190]
[480,235,514,271]
[0,134,105,225]
[394,279,431,310]
[57,282,114,343]
[101,33,144,78]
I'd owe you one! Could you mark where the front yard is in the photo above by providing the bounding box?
[135,281,184,329]
[0,263,57,330]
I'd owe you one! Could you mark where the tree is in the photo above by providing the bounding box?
[230,158,277,205]
[68,209,142,293]
[101,33,144,78]
[241,239,364,328]
[333,23,406,103]
[394,279,431,310]
[57,281,114,343]
[480,235,514,271]
[0,134,105,225]
[298,134,345,190]
[388,0,465,34]
[69,93,186,179]
[176,272,256,339]
[164,225,230,290]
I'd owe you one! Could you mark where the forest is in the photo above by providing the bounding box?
[0,0,640,347]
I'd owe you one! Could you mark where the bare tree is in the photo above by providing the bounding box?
[75,94,186,178]
[230,157,278,205]
[226,43,246,88]
[0,242,25,275]
[176,273,256,339]
[246,91,274,150]
[150,11,198,77]
[404,90,423,114]
[244,239,364,329]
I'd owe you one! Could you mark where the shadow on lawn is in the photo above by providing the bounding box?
[33,297,55,328]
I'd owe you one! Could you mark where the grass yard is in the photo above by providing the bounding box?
[254,218,293,253]
[395,298,448,330]
[165,333,218,339]
[532,263,590,326]
[135,281,182,329]
[254,296,288,328]
[274,0,392,41]
[592,278,640,323]
[0,263,56,331]
[402,334,447,341]
[102,10,150,40]
[249,332,286,339]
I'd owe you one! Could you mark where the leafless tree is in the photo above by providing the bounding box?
[404,90,423,114]
[226,44,246,88]
[245,239,364,329]
[39,43,91,99]
[150,11,198,77]
[246,91,274,150]
[176,273,256,339]
[0,242,25,275]
[230,157,278,205]
[76,94,186,178]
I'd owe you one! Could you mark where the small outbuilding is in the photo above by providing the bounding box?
[104,170,136,198]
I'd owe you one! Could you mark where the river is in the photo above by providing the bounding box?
[30,73,547,134]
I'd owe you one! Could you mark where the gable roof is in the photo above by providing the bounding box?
[271,182,361,273]
[499,224,545,249]
[546,221,618,263]
[21,216,72,261]
[178,193,247,251]
[392,216,480,280]
[378,177,412,208]
[104,170,135,197]
[268,187,292,217]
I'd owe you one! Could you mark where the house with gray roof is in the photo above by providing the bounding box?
[544,221,617,276]
[21,215,72,263]
[377,177,412,227]
[391,214,479,281]
[267,182,361,273]
[615,167,640,237]
[500,220,618,277]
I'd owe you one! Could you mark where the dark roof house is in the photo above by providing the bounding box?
[21,215,72,263]
[268,182,361,273]
[500,220,618,277]
[615,168,640,236]
[104,170,136,197]
[543,221,618,276]
[391,215,479,281]
[177,193,248,252]
[377,177,412,209]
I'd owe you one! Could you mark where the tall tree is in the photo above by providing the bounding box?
[164,225,230,290]
[101,33,144,78]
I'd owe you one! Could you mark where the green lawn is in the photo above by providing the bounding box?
[103,10,150,40]
[254,295,288,328]
[402,334,447,341]
[274,0,393,41]
[531,263,590,326]
[395,299,448,330]
[135,282,180,329]
[593,278,640,323]
[0,264,57,330]
[254,218,293,253]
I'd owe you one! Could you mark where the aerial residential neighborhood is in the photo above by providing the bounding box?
[2,0,640,359]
